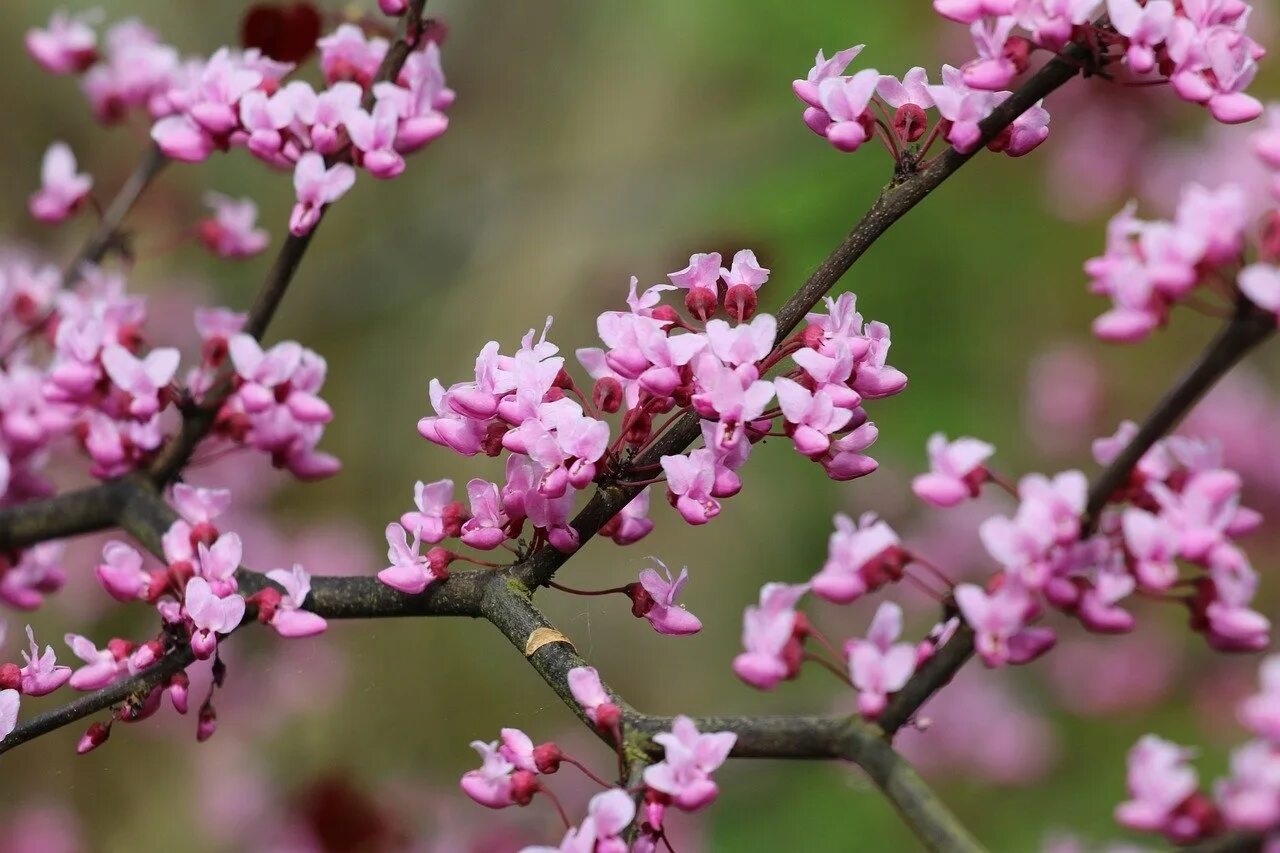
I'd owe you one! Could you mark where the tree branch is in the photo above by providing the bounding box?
[63,143,168,285]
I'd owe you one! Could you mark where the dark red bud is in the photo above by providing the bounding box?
[197,702,218,742]
[543,387,566,403]
[168,560,196,590]
[107,638,135,661]
[893,103,928,143]
[986,126,1012,153]
[595,702,622,732]
[481,422,510,457]
[421,18,450,44]
[510,770,540,806]
[426,547,455,581]
[200,336,230,368]
[799,324,825,349]
[77,721,112,754]
[627,582,655,618]
[650,305,682,326]
[533,742,563,774]
[442,502,469,537]
[146,568,173,602]
[0,663,20,691]
[624,411,653,446]
[253,586,284,623]
[1004,36,1032,74]
[553,367,575,390]
[724,284,758,322]
[593,377,624,414]
[684,288,718,322]
[189,522,220,549]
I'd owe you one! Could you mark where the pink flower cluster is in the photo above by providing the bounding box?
[732,576,959,721]
[460,665,735,851]
[27,10,454,236]
[402,258,900,576]
[793,47,1050,156]
[1085,184,1250,342]
[1116,652,1280,843]
[939,0,1264,123]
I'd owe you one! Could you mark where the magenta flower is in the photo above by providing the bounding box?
[661,449,720,525]
[643,715,737,811]
[955,581,1055,667]
[1240,656,1280,744]
[1239,263,1280,322]
[317,24,387,86]
[528,788,637,853]
[199,193,269,259]
[1107,0,1175,73]
[196,532,242,596]
[733,582,808,690]
[19,625,71,696]
[289,152,357,237]
[1122,508,1181,590]
[1116,735,1200,838]
[816,68,881,152]
[963,18,1018,90]
[460,739,518,809]
[183,577,245,660]
[821,419,880,481]
[264,564,327,638]
[460,479,509,550]
[811,512,902,604]
[603,488,655,546]
[668,252,723,318]
[1215,740,1280,832]
[933,0,1014,24]
[378,522,443,595]
[847,602,918,719]
[926,65,1001,153]
[346,98,406,179]
[101,344,179,419]
[229,334,302,412]
[400,478,457,543]
[26,10,99,74]
[95,541,150,602]
[568,665,620,728]
[172,483,232,527]
[64,634,125,691]
[912,433,994,507]
[775,377,853,457]
[29,143,93,224]
[633,559,702,636]
[793,45,864,108]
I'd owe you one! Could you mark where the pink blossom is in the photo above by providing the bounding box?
[228,334,302,412]
[378,522,443,594]
[0,689,17,739]
[460,739,518,808]
[19,625,72,696]
[199,193,269,259]
[955,581,1056,667]
[289,152,357,237]
[264,564,327,637]
[64,634,125,691]
[1014,0,1101,51]
[1240,656,1280,743]
[1239,263,1280,321]
[733,582,808,690]
[927,65,1001,153]
[401,478,457,543]
[568,665,620,728]
[0,543,66,611]
[460,479,509,550]
[821,419,880,480]
[26,10,99,74]
[196,533,242,596]
[774,377,852,457]
[793,45,864,108]
[29,143,93,224]
[668,252,722,317]
[811,512,902,604]
[101,344,179,419]
[643,715,736,811]
[528,788,636,853]
[1108,0,1175,73]
[380,0,409,14]
[172,483,232,527]
[661,449,720,525]
[95,541,151,602]
[183,577,245,659]
[634,559,702,636]
[346,98,406,179]
[1116,735,1201,839]
[1122,508,1182,590]
[933,0,1014,25]
[815,69,881,152]
[719,249,770,292]
[316,24,387,87]
[912,433,995,507]
[846,602,918,719]
[1215,740,1280,832]
[963,17,1018,91]
[603,488,655,545]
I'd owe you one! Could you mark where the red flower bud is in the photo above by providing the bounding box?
[197,702,218,742]
[442,501,469,537]
[426,547,455,581]
[510,770,540,806]
[533,742,563,774]
[684,288,718,322]
[77,721,112,754]
[253,586,284,623]
[189,522,220,549]
[593,377,624,414]
[893,103,928,143]
[724,283,758,322]
[650,305,682,326]
[0,663,21,691]
[594,702,622,731]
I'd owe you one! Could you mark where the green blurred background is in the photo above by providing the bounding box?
[4,1,1280,850]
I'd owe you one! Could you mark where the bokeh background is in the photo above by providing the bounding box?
[4,1,1280,850]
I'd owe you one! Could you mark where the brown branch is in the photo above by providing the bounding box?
[63,144,168,285]
[0,482,123,552]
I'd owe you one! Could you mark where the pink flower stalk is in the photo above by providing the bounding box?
[810,512,904,604]
[198,193,269,259]
[29,143,93,224]
[567,665,621,729]
[733,582,809,690]
[64,634,125,691]
[955,581,1056,667]
[263,564,327,637]
[911,433,995,507]
[18,625,72,696]
[183,577,245,659]
[289,152,356,237]
[632,559,702,636]
[846,602,918,719]
[378,522,445,594]
[643,715,737,811]
[26,10,99,74]
[101,344,180,419]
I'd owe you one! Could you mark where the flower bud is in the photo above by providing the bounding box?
[533,742,563,774]
[1004,36,1032,75]
[168,672,190,714]
[77,721,112,754]
[252,586,284,624]
[426,547,455,581]
[0,663,21,691]
[189,522,219,549]
[799,324,825,349]
[650,305,682,326]
[593,377,624,414]
[684,288,718,322]
[442,501,469,537]
[197,702,218,742]
[510,770,540,806]
[893,104,928,143]
[594,701,622,731]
